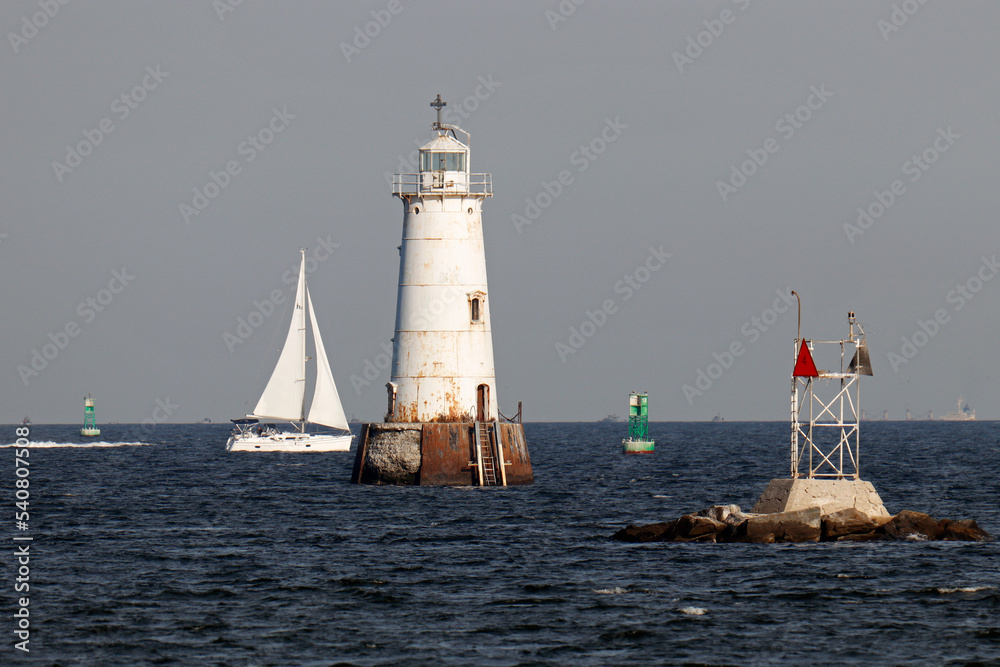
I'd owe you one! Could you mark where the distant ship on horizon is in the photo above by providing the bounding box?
[939,397,975,421]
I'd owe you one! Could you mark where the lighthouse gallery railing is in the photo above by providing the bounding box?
[392,172,493,196]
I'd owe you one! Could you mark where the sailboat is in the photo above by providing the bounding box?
[226,250,353,452]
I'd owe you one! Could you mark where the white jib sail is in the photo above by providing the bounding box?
[305,286,350,431]
[253,255,307,422]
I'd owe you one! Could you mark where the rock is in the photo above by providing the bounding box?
[362,424,422,484]
[696,504,756,528]
[877,510,944,540]
[717,519,749,543]
[725,510,755,527]
[611,520,677,543]
[745,507,821,543]
[673,514,728,542]
[611,507,992,544]
[937,518,991,542]
[821,508,878,541]
[697,504,741,522]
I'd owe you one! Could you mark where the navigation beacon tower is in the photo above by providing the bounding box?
[753,299,888,518]
[352,96,533,486]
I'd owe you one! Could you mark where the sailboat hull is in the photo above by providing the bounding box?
[226,432,352,452]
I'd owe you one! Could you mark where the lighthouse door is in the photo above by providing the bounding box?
[477,384,489,422]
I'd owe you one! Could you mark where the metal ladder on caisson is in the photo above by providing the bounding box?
[474,422,500,486]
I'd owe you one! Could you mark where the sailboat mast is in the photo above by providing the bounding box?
[298,249,308,432]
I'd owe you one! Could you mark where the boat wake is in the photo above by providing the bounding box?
[1,441,155,448]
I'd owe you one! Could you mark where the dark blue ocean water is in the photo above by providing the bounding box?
[4,421,999,665]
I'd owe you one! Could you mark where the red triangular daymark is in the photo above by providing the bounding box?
[793,340,819,377]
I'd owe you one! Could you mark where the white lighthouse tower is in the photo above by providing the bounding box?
[353,95,532,486]
[387,94,497,423]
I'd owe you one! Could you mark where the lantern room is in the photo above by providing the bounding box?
[418,133,470,191]
[420,134,467,173]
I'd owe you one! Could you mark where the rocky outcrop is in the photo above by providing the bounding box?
[878,511,991,542]
[612,521,677,543]
[672,514,728,542]
[611,505,992,544]
[696,504,749,525]
[821,508,880,541]
[745,507,822,543]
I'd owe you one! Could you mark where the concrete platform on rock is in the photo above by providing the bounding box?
[752,478,889,519]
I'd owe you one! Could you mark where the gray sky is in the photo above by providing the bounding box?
[3,1,998,424]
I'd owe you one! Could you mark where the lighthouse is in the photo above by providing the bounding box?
[352,95,533,486]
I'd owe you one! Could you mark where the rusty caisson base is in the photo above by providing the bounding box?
[351,422,533,486]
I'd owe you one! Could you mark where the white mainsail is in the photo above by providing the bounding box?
[305,286,350,430]
[252,257,307,422]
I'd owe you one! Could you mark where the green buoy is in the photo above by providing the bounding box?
[622,392,654,453]
[81,395,101,437]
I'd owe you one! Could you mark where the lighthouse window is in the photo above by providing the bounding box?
[470,297,482,323]
[421,152,466,172]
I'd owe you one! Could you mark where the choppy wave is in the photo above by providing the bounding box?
[934,586,996,594]
[679,607,708,616]
[1,440,155,448]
